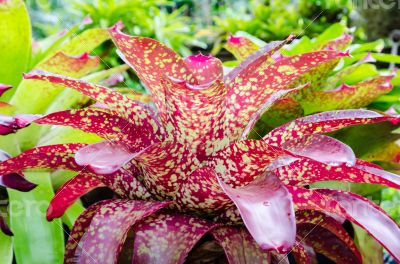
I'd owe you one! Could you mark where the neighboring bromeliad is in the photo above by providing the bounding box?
[0,24,400,263]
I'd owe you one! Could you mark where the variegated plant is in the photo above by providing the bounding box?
[1,23,400,263]
[224,25,398,133]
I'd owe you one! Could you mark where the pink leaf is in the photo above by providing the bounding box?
[218,172,296,253]
[0,114,42,135]
[74,140,137,175]
[316,189,400,262]
[0,83,12,97]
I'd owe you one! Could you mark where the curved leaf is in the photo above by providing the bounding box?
[133,212,215,264]
[46,172,104,221]
[265,109,399,145]
[77,199,169,264]
[218,172,296,253]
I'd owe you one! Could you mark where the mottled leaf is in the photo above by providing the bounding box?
[46,172,104,221]
[265,109,399,146]
[175,166,231,214]
[109,25,196,119]
[77,199,169,264]
[135,141,200,199]
[163,77,227,160]
[225,51,346,139]
[133,212,215,264]
[212,226,272,264]
[0,143,85,174]
[209,140,287,187]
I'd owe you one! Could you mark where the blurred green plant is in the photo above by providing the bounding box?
[202,0,354,54]
[72,0,206,56]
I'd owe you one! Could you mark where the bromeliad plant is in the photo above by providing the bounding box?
[224,23,400,131]
[1,23,400,263]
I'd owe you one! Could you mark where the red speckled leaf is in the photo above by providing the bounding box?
[135,141,200,199]
[133,212,215,264]
[295,210,361,262]
[209,140,287,187]
[316,189,400,262]
[109,25,196,119]
[297,224,361,264]
[0,143,85,174]
[36,52,100,77]
[241,84,308,139]
[35,107,158,148]
[212,226,272,263]
[225,35,294,83]
[276,156,400,188]
[291,242,311,264]
[163,77,227,160]
[77,199,169,264]
[95,162,152,200]
[224,35,260,61]
[23,70,159,128]
[303,74,394,113]
[183,54,223,84]
[65,200,114,263]
[75,140,136,175]
[175,166,231,214]
[218,172,296,253]
[319,33,353,51]
[46,172,104,221]
[225,51,346,139]
[251,97,304,133]
[265,109,399,145]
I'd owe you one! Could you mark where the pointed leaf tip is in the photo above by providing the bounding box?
[0,83,12,96]
[0,173,37,192]
[0,114,41,135]
[0,216,13,236]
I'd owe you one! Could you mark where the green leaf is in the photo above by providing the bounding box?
[0,231,12,264]
[57,28,110,56]
[0,0,32,100]
[8,172,64,264]
[0,206,13,264]
[313,23,346,48]
[350,39,385,54]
